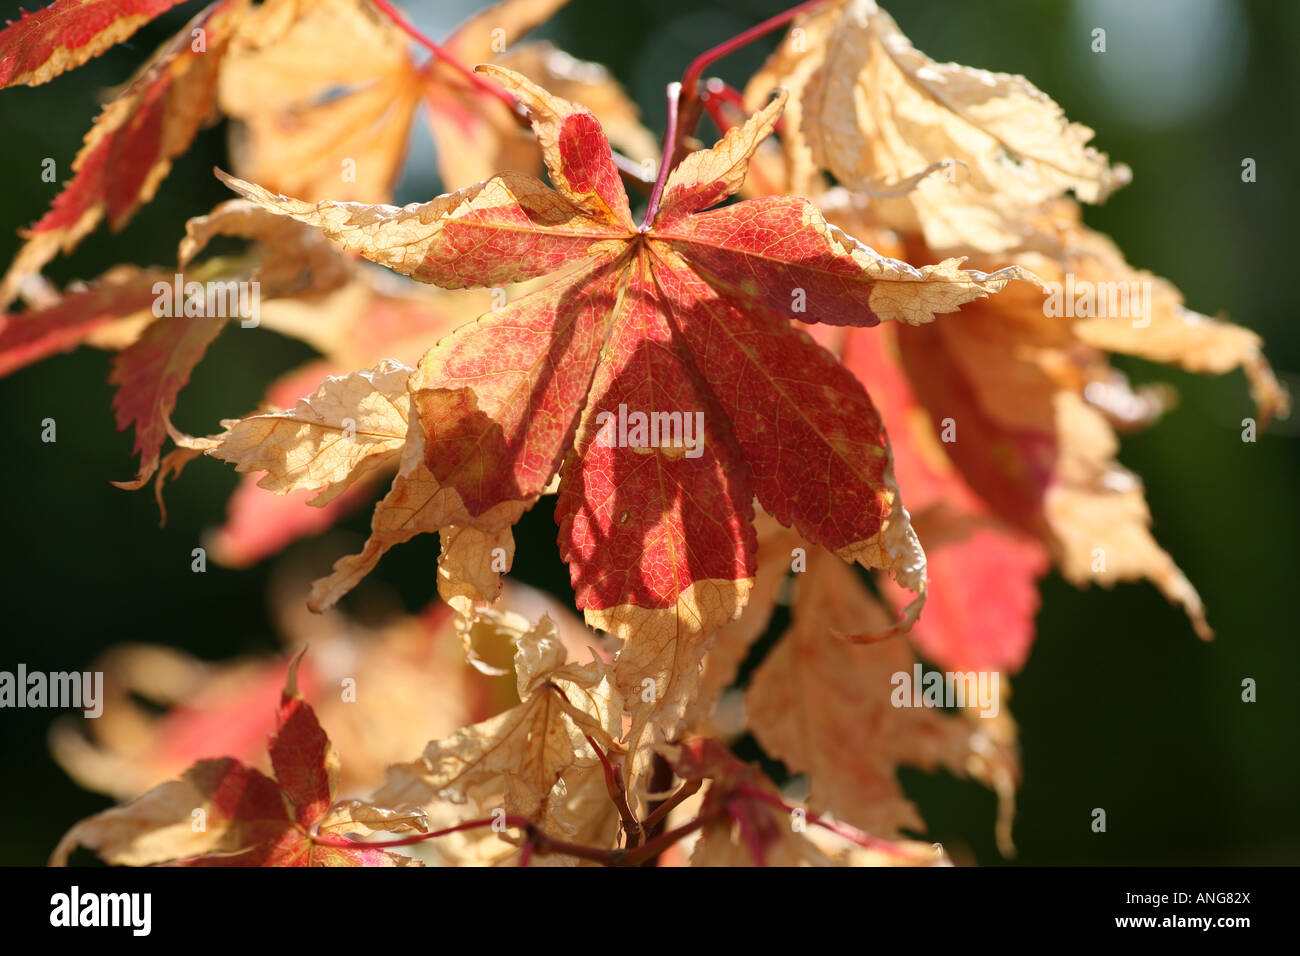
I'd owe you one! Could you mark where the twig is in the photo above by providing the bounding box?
[586,733,643,848]
[619,814,714,867]
[642,778,702,832]
[310,813,532,849]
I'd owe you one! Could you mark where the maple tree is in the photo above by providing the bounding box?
[2,0,1286,866]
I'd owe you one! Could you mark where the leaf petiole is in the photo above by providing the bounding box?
[369,0,521,113]
[641,82,681,226]
[678,0,826,105]
[645,0,823,221]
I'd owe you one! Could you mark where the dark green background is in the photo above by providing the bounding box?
[0,0,1295,865]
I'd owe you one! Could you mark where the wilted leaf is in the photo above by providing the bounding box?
[0,265,164,377]
[217,0,423,203]
[204,278,493,565]
[48,585,581,802]
[109,309,227,489]
[177,197,351,296]
[841,313,1049,673]
[748,0,1130,254]
[374,613,622,824]
[209,359,412,504]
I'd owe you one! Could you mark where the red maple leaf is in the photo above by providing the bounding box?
[0,0,250,309]
[53,653,420,866]
[220,66,1030,735]
[0,0,190,89]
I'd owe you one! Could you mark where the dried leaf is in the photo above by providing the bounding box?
[668,739,951,867]
[217,0,422,203]
[209,359,412,504]
[110,311,227,489]
[0,265,164,377]
[750,0,1130,253]
[374,614,622,823]
[841,316,1049,673]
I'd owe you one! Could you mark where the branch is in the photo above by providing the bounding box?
[310,813,532,849]
[642,778,701,832]
[619,814,714,867]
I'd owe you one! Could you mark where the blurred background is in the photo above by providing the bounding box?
[0,0,1296,865]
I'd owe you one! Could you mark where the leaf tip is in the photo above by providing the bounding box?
[283,646,309,703]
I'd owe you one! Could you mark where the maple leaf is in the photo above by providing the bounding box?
[0,200,426,514]
[859,201,1288,642]
[0,0,189,89]
[210,359,413,505]
[744,544,1019,851]
[218,66,1032,757]
[110,310,228,489]
[217,0,650,202]
[52,654,421,866]
[49,581,591,803]
[493,40,658,169]
[837,301,1049,674]
[216,0,425,204]
[679,513,1019,852]
[0,0,252,309]
[100,200,353,489]
[0,189,342,381]
[0,0,604,302]
[373,613,622,838]
[177,196,351,295]
[746,0,1130,254]
[742,0,1289,644]
[666,739,950,867]
[422,0,608,192]
[0,264,164,376]
[1050,208,1289,427]
[887,515,1048,675]
[206,275,496,566]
